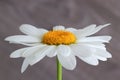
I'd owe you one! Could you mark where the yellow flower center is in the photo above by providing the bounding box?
[42,30,76,45]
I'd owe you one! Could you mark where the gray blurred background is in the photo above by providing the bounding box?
[0,0,119,80]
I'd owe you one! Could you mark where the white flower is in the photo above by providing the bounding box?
[5,24,112,73]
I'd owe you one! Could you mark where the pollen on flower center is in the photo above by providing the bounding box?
[42,30,76,45]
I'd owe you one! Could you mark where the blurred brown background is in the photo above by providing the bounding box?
[0,0,119,80]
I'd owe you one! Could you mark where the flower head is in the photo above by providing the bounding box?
[5,24,112,73]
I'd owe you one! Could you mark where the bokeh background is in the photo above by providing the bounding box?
[0,0,120,80]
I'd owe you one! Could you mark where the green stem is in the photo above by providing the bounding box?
[57,57,62,80]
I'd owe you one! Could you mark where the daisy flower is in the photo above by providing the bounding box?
[5,24,112,73]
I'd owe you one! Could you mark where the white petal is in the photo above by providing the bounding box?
[57,45,71,56]
[79,55,99,66]
[73,32,83,40]
[77,42,106,50]
[20,24,48,37]
[70,44,92,57]
[94,55,107,61]
[79,36,112,43]
[94,49,112,58]
[66,28,77,32]
[92,23,111,35]
[22,45,45,57]
[10,47,28,58]
[73,24,96,38]
[5,35,40,43]
[13,42,41,46]
[77,44,112,58]
[81,24,96,32]
[46,46,57,57]
[21,58,30,73]
[29,46,53,65]
[57,53,76,70]
[53,25,65,30]
[84,23,110,36]
[75,44,112,58]
[74,23,110,38]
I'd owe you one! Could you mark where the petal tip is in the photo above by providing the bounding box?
[21,69,25,73]
[9,54,13,58]
[109,36,112,40]
[4,37,9,41]
[101,23,111,28]
[107,54,112,58]
[19,24,28,30]
[106,23,111,26]
[4,36,16,42]
[65,67,75,70]
[92,62,99,66]
[106,36,112,43]
[9,53,19,58]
